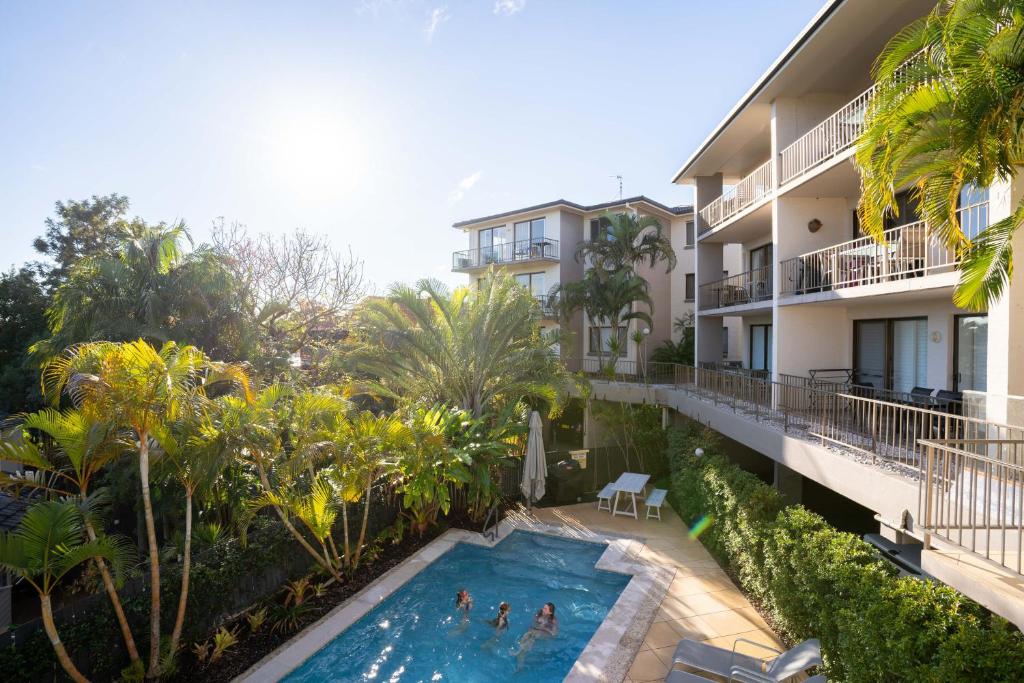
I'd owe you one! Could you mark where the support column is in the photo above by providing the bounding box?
[773,462,803,505]
[985,174,1024,425]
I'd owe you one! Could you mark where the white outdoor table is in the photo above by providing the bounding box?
[611,472,651,519]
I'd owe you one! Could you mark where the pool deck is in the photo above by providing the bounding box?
[520,502,783,683]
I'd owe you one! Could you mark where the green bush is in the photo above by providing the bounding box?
[666,422,1024,682]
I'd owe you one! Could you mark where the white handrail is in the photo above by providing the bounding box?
[698,158,774,234]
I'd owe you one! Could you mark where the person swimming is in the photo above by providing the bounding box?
[454,589,473,613]
[514,602,558,670]
[489,602,510,631]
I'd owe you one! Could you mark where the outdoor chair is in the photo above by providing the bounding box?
[671,637,821,683]
[597,483,616,512]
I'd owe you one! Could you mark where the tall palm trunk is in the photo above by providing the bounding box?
[353,474,374,567]
[138,435,162,679]
[169,489,193,658]
[341,502,351,567]
[83,516,141,667]
[41,594,90,683]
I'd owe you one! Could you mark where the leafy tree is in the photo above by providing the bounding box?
[40,340,249,678]
[0,267,49,414]
[575,210,677,274]
[856,0,1024,310]
[31,194,136,287]
[0,501,132,683]
[350,272,566,419]
[32,223,255,363]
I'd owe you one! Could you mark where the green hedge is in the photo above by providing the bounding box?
[666,424,1024,682]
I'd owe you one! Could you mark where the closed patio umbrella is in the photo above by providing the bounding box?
[520,410,546,508]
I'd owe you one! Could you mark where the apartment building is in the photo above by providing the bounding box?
[451,196,744,366]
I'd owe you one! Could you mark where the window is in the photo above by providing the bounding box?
[883,190,921,230]
[958,185,989,240]
[685,274,695,302]
[478,225,512,262]
[513,272,546,298]
[588,326,628,356]
[750,324,772,371]
[589,216,613,241]
[854,317,928,392]
[514,218,546,245]
[749,243,773,271]
[685,220,695,247]
[955,314,988,392]
[723,270,729,279]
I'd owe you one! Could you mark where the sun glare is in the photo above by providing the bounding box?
[266,107,365,200]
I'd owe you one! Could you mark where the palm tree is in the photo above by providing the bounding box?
[575,210,677,274]
[350,272,566,418]
[40,339,249,678]
[855,0,1024,310]
[0,409,142,671]
[0,501,132,683]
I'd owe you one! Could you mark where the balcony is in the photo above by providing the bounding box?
[779,202,988,298]
[452,238,560,272]
[533,294,558,319]
[698,159,773,235]
[778,87,873,185]
[698,266,772,311]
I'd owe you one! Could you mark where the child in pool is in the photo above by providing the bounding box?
[481,602,511,650]
[451,589,473,634]
[514,602,558,670]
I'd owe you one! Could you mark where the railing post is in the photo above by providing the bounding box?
[922,444,935,550]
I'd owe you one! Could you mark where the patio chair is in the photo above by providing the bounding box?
[597,483,616,512]
[671,637,821,683]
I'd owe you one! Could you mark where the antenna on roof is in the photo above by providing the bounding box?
[610,175,623,200]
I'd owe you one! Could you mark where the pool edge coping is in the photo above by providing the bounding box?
[233,517,672,683]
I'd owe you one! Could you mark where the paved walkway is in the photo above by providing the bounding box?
[514,502,782,683]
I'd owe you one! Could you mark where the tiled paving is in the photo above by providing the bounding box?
[524,502,783,683]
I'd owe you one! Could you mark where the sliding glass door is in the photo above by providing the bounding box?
[749,324,772,372]
[955,314,988,392]
[854,317,927,392]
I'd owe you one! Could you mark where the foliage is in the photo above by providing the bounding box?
[0,267,49,414]
[349,271,567,419]
[588,402,668,477]
[574,210,676,274]
[245,607,268,634]
[650,337,694,366]
[855,0,1024,310]
[665,421,1024,681]
[32,223,255,363]
[208,626,240,663]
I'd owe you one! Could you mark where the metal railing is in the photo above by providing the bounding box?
[780,203,988,296]
[779,86,874,184]
[920,439,1024,575]
[698,158,774,234]
[452,238,560,271]
[698,265,772,310]
[533,295,558,318]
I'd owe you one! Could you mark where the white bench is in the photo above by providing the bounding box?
[645,488,668,520]
[596,483,616,512]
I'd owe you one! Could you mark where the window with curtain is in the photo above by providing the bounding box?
[891,319,928,393]
[513,272,546,298]
[513,218,545,245]
[478,225,511,261]
[854,318,928,392]
[750,324,772,371]
[588,327,627,356]
[956,314,988,392]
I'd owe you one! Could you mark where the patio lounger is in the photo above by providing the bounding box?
[597,483,615,512]
[672,637,821,682]
[645,488,668,520]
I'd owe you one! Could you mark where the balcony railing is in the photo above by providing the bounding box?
[698,265,772,310]
[920,439,1024,575]
[778,86,874,184]
[533,294,558,318]
[780,202,988,296]
[698,159,774,234]
[452,238,560,271]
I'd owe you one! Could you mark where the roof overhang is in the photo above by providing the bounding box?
[452,196,693,230]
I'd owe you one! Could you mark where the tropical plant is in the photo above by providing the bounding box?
[40,339,249,678]
[246,606,268,634]
[208,626,240,663]
[349,272,566,419]
[856,0,1024,310]
[575,210,677,274]
[650,337,694,366]
[0,501,132,683]
[0,409,142,670]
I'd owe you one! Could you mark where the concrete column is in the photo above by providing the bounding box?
[694,174,725,365]
[773,461,803,505]
[985,175,1024,425]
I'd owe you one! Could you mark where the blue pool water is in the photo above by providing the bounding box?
[283,531,630,682]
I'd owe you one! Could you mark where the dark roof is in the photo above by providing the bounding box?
[0,493,31,533]
[452,196,694,228]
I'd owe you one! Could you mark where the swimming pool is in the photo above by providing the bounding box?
[282,531,631,682]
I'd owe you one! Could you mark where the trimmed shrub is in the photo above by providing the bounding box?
[666,421,1024,682]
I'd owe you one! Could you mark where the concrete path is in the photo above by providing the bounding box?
[524,502,783,683]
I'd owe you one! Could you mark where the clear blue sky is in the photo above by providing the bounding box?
[0,0,824,290]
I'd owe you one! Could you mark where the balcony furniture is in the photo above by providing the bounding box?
[890,223,927,277]
[596,482,616,513]
[671,637,822,683]
[610,471,651,519]
[645,488,668,521]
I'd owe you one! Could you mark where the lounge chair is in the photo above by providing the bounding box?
[665,672,825,683]
[671,637,821,682]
